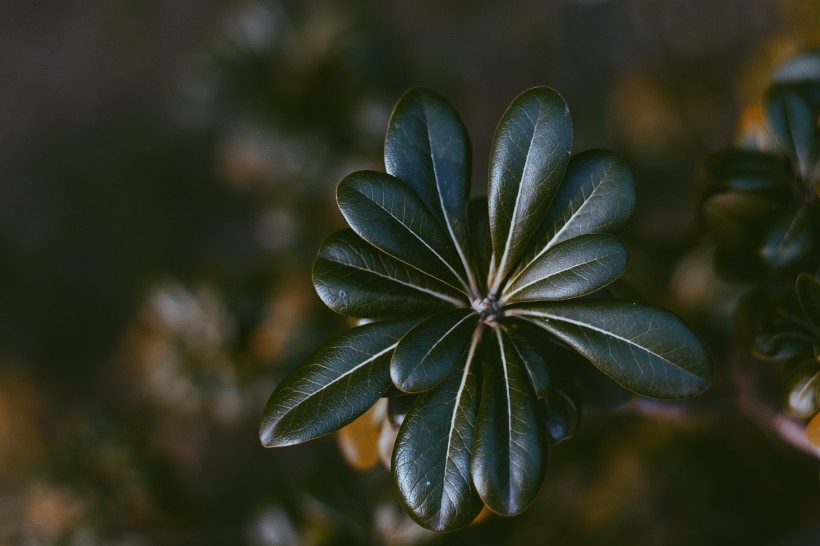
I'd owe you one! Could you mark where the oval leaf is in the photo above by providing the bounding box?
[514,301,712,399]
[313,229,464,317]
[384,87,475,290]
[259,318,420,447]
[502,234,629,304]
[391,309,479,393]
[337,171,469,292]
[765,84,820,180]
[487,87,572,294]
[501,318,554,397]
[520,149,636,271]
[544,386,580,445]
[468,197,492,294]
[760,206,815,273]
[472,327,547,516]
[392,331,484,532]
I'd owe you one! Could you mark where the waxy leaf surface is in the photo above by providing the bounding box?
[259,319,420,447]
[391,309,478,393]
[337,171,469,292]
[384,88,473,289]
[472,328,546,515]
[516,301,712,398]
[488,87,572,292]
[392,332,483,531]
[313,229,464,316]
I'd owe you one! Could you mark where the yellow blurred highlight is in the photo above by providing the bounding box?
[336,398,387,470]
[806,412,820,447]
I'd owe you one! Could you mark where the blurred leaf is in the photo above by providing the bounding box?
[519,149,636,262]
[337,171,470,292]
[502,319,552,397]
[764,83,820,180]
[472,328,546,516]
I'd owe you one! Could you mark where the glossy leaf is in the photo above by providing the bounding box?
[702,192,780,250]
[384,88,474,290]
[774,49,820,83]
[544,386,580,445]
[472,327,546,515]
[337,171,469,292]
[502,234,629,304]
[467,197,492,294]
[392,331,484,532]
[487,87,572,293]
[752,331,814,362]
[313,229,465,316]
[514,301,712,399]
[786,366,820,418]
[519,149,636,272]
[502,319,552,397]
[704,149,794,195]
[259,318,420,447]
[391,309,479,392]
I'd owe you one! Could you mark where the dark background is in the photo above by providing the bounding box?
[2,1,819,544]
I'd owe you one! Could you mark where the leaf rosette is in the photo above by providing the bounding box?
[260,87,713,531]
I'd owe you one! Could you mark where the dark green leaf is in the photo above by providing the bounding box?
[472,327,546,516]
[468,197,492,294]
[797,272,820,331]
[502,234,628,304]
[774,49,820,83]
[785,363,820,417]
[313,229,465,317]
[701,192,780,250]
[487,87,572,294]
[337,171,470,293]
[392,331,484,532]
[704,149,794,196]
[765,84,820,180]
[544,386,580,445]
[387,394,416,429]
[519,149,636,272]
[391,309,479,392]
[512,301,712,399]
[760,206,814,272]
[502,319,552,397]
[752,331,814,362]
[259,318,420,447]
[384,88,476,293]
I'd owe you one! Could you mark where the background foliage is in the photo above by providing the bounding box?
[2,0,820,544]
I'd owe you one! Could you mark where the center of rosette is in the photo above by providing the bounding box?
[473,294,502,325]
